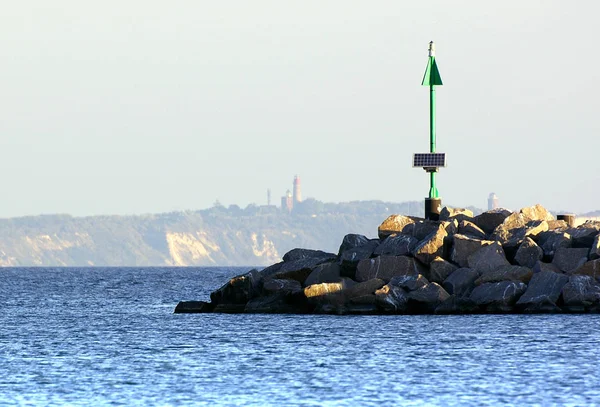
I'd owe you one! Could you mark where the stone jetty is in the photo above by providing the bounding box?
[175,204,600,315]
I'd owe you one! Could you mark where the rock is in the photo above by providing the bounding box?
[213,303,246,313]
[313,279,386,314]
[375,284,409,313]
[411,224,448,265]
[389,273,429,291]
[339,239,379,278]
[304,282,345,298]
[337,234,370,256]
[434,295,478,314]
[458,220,487,239]
[244,293,308,314]
[492,204,554,242]
[443,268,479,298]
[467,241,510,273]
[568,221,600,248]
[378,214,417,240]
[590,235,600,260]
[428,257,458,284]
[373,234,418,257]
[470,281,527,313]
[475,265,533,285]
[262,253,337,282]
[304,263,341,287]
[520,204,555,222]
[210,269,263,306]
[407,282,450,313]
[514,237,544,268]
[552,247,589,273]
[532,260,561,274]
[473,208,512,234]
[412,220,445,241]
[561,275,600,310]
[546,220,568,231]
[536,231,572,259]
[174,300,214,313]
[283,248,336,263]
[571,259,600,279]
[355,255,421,283]
[516,271,569,310]
[451,234,494,268]
[263,279,302,296]
[440,207,474,221]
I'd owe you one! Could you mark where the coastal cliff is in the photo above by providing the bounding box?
[0,200,423,266]
[176,204,600,315]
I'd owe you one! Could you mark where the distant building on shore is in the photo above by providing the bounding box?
[280,175,303,213]
[281,190,293,213]
[488,193,499,211]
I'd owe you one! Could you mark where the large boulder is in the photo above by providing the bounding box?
[440,207,474,222]
[458,220,487,240]
[210,269,263,306]
[373,234,418,257]
[389,273,430,291]
[552,247,589,273]
[561,275,600,311]
[532,260,561,274]
[312,279,386,314]
[407,282,450,313]
[536,231,572,260]
[495,220,549,246]
[473,208,512,235]
[469,281,527,313]
[304,263,341,287]
[375,284,409,313]
[514,237,544,268]
[492,204,553,242]
[568,221,600,248]
[467,241,510,273]
[262,251,337,282]
[174,301,214,313]
[283,248,337,263]
[337,234,370,256]
[339,239,379,278]
[590,235,600,260]
[304,282,346,298]
[244,293,308,314]
[516,271,569,312]
[451,234,494,267]
[262,279,302,296]
[411,224,448,265]
[428,257,459,284]
[378,214,417,240]
[411,220,449,241]
[355,255,421,283]
[442,268,480,298]
[475,265,533,285]
[571,259,600,279]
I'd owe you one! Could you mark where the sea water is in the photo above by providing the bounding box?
[1,267,599,406]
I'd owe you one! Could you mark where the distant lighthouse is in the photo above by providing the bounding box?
[293,175,302,204]
[488,193,499,210]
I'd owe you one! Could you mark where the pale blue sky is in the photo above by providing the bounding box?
[1,1,598,217]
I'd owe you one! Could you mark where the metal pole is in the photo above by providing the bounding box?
[429,74,438,199]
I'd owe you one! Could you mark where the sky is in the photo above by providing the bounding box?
[1,1,599,217]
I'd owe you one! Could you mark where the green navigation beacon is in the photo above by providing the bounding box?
[413,41,446,220]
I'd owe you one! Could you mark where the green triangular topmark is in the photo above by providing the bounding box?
[421,57,443,86]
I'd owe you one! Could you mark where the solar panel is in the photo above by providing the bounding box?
[412,153,446,168]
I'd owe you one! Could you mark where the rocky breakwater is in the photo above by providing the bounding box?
[175,204,600,315]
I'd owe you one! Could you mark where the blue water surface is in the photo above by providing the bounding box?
[1,267,599,406]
